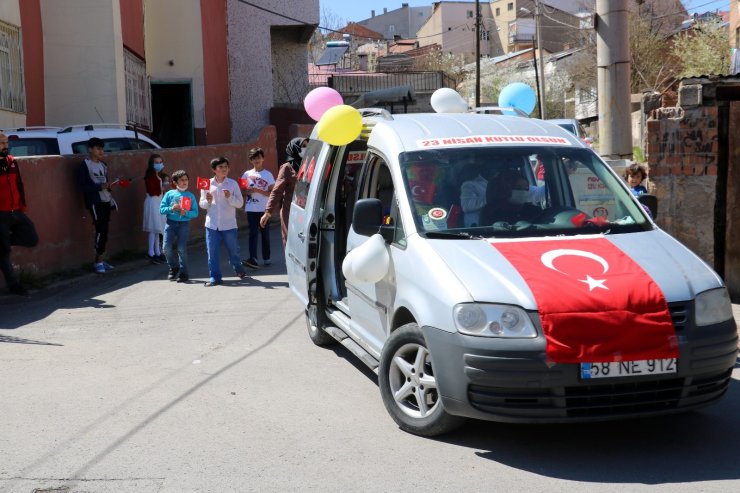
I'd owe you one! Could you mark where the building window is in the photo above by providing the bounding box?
[480,30,490,41]
[124,48,152,131]
[389,24,395,33]
[467,10,474,18]
[0,21,25,113]
[496,8,501,16]
[508,2,514,11]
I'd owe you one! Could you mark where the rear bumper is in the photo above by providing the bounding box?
[422,305,737,423]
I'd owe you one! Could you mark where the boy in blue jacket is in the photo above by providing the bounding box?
[160,170,198,282]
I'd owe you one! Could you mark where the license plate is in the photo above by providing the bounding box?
[580,359,677,380]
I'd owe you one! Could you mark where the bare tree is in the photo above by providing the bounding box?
[308,6,346,64]
[629,2,681,93]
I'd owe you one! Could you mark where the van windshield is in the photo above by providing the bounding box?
[399,147,652,238]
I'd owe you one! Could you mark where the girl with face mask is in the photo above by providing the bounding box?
[143,153,167,263]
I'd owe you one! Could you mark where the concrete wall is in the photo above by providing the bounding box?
[226,0,318,143]
[40,0,127,126]
[144,0,206,132]
[9,126,277,279]
[418,3,495,62]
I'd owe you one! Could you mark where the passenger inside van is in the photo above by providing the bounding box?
[479,169,541,226]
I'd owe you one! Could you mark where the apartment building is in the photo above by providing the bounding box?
[0,0,317,147]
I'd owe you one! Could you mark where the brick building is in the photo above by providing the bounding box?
[645,76,740,300]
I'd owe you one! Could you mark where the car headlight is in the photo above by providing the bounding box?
[453,303,537,338]
[695,288,733,326]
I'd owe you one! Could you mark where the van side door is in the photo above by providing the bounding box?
[345,154,400,353]
[285,139,331,308]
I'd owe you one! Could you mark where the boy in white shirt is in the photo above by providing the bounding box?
[198,156,248,286]
[241,148,275,268]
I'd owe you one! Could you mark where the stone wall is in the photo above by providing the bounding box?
[646,104,719,264]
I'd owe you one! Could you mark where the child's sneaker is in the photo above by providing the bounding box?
[102,261,115,271]
[94,262,106,274]
[264,259,272,266]
[243,258,259,269]
[176,274,189,283]
[168,269,179,281]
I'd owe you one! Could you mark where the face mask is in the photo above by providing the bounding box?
[509,190,529,205]
[176,185,188,192]
[153,162,165,172]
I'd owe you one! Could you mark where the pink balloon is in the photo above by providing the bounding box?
[304,87,344,122]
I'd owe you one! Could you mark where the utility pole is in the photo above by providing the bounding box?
[532,37,542,119]
[596,0,632,159]
[475,0,481,107]
[535,0,546,119]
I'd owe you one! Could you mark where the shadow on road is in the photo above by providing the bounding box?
[438,374,740,485]
[0,334,63,346]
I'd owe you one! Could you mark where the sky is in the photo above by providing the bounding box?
[319,0,730,26]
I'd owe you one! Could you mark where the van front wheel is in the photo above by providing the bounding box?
[379,323,465,436]
[306,306,335,346]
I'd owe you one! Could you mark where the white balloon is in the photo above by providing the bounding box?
[341,246,358,280]
[342,234,390,284]
[431,88,468,114]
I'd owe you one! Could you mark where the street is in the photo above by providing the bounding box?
[1,228,739,493]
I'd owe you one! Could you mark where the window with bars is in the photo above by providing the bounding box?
[0,20,25,113]
[124,48,152,130]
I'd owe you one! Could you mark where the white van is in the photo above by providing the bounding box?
[2,124,160,156]
[286,109,737,436]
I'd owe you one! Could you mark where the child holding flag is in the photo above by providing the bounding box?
[198,157,248,286]
[160,170,198,282]
[241,147,274,268]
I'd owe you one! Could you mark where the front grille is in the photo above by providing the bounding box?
[564,378,682,417]
[468,369,731,420]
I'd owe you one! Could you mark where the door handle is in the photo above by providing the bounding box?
[297,232,305,242]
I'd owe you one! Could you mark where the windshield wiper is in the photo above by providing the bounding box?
[424,231,480,239]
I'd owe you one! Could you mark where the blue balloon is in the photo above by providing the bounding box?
[498,83,536,116]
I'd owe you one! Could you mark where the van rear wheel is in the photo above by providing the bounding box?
[306,306,335,346]
[379,323,465,436]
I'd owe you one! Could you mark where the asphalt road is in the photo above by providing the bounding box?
[1,228,739,493]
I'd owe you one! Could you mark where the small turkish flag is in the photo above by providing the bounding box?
[180,196,192,211]
[118,178,131,187]
[196,176,210,190]
[238,177,250,189]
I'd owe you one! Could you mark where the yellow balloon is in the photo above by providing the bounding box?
[316,104,363,146]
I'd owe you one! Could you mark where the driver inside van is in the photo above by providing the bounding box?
[479,169,541,226]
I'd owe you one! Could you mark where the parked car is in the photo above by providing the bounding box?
[1,124,160,156]
[547,118,593,145]
[284,108,737,436]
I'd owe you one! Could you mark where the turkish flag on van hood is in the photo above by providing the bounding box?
[492,237,677,363]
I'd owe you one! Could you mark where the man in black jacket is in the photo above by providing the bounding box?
[0,132,39,296]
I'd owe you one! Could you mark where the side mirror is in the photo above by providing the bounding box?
[352,198,383,236]
[638,194,658,220]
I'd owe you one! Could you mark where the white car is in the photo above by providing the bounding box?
[2,124,161,156]
[285,108,737,436]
